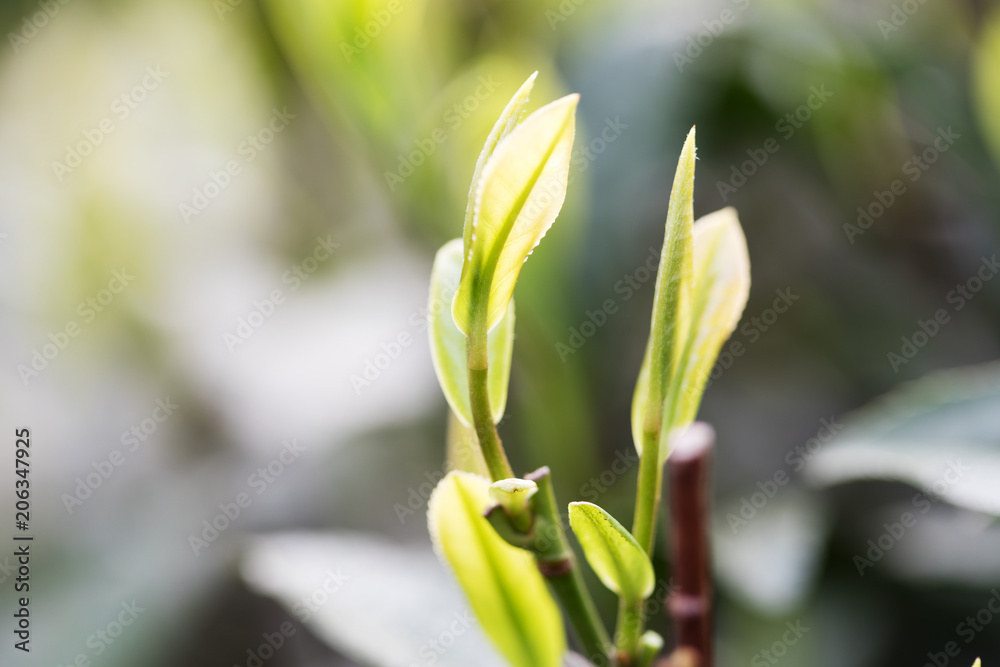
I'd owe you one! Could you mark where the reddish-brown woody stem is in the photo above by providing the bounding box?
[664,423,714,667]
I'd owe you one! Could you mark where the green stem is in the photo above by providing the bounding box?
[615,598,643,662]
[526,467,612,664]
[469,367,514,480]
[624,428,662,665]
[631,428,662,555]
[466,281,515,481]
[465,286,609,663]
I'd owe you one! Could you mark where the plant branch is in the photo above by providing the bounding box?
[666,423,714,667]
[615,597,643,662]
[525,467,612,665]
[631,426,663,555]
[465,309,609,661]
[468,366,514,480]
[466,285,515,481]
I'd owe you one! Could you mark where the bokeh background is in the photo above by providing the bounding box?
[2,0,1000,665]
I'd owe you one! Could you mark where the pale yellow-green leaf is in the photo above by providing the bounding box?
[631,128,696,459]
[428,472,566,667]
[671,206,750,425]
[453,94,579,336]
[429,239,515,425]
[446,409,489,476]
[462,72,538,253]
[632,206,750,461]
[568,502,654,604]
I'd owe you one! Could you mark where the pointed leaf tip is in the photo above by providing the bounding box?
[461,72,541,255]
[631,130,697,460]
[453,89,579,336]
[631,134,750,463]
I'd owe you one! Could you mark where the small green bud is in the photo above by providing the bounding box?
[489,478,538,533]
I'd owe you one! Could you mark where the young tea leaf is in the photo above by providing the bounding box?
[452,93,579,337]
[632,132,750,463]
[429,239,515,425]
[632,128,696,460]
[462,72,538,254]
[670,207,751,427]
[428,472,566,667]
[568,502,654,604]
